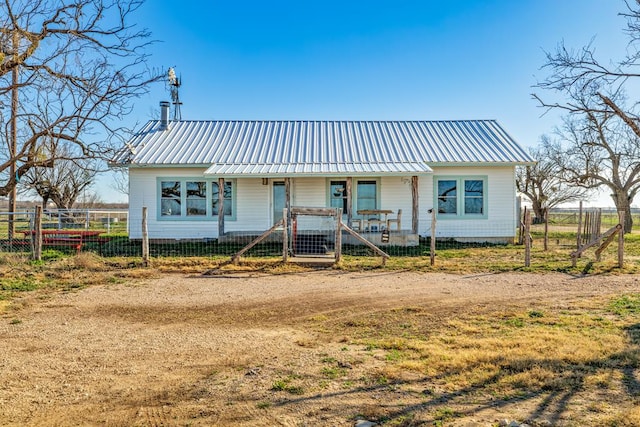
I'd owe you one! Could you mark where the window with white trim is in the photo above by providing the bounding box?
[435,176,487,218]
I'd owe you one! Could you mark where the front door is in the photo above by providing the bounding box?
[273,181,286,224]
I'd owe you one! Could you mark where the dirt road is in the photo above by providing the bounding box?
[1,271,639,426]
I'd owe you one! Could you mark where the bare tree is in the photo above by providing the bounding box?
[20,146,97,209]
[76,190,103,209]
[534,0,640,232]
[0,0,159,198]
[545,99,640,232]
[516,140,590,223]
[110,166,129,196]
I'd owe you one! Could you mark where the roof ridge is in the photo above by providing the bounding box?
[147,119,498,123]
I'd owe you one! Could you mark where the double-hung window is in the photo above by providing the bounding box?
[435,176,487,218]
[158,179,235,219]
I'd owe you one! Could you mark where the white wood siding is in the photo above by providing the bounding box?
[128,166,517,240]
[291,178,326,207]
[419,166,517,239]
[379,176,414,231]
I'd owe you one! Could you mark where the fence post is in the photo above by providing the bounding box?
[141,207,149,267]
[430,208,436,266]
[543,208,549,251]
[335,208,342,263]
[618,211,625,268]
[33,206,42,261]
[518,206,526,245]
[576,201,583,250]
[282,208,288,262]
[218,178,225,237]
[524,210,532,267]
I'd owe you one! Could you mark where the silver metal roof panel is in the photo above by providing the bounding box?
[113,120,534,175]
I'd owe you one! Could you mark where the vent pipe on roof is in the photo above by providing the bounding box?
[160,101,170,130]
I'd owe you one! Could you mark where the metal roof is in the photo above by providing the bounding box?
[113,120,534,176]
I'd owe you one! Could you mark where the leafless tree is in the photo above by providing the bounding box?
[534,0,640,232]
[516,140,590,223]
[545,99,640,232]
[110,166,129,196]
[0,0,159,198]
[76,190,103,209]
[20,145,97,209]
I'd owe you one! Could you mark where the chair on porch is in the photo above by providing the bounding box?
[351,218,364,232]
[366,216,385,232]
[386,209,402,231]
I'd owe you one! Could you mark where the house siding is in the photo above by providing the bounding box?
[421,166,517,240]
[129,166,517,241]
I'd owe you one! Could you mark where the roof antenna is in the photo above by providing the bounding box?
[167,67,182,121]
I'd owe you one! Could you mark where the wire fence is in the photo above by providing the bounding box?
[0,206,636,269]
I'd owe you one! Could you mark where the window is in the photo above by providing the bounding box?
[464,179,484,214]
[356,180,377,212]
[186,181,206,216]
[158,178,235,220]
[212,180,233,216]
[161,181,181,216]
[434,176,487,218]
[437,180,457,214]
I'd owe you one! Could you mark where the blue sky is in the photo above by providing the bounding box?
[106,0,630,203]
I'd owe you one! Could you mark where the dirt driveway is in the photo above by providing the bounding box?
[1,271,639,426]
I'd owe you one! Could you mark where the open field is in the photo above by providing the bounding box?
[1,266,640,426]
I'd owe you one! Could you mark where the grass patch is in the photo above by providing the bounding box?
[0,277,39,292]
[271,376,305,395]
[432,407,462,425]
[608,294,640,316]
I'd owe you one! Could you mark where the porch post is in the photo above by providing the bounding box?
[346,177,353,228]
[411,176,419,234]
[218,177,225,237]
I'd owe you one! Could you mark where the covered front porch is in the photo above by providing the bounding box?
[210,175,426,243]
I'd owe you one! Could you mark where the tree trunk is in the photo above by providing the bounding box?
[611,191,633,233]
[531,200,545,225]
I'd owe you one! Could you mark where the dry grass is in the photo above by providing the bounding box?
[0,253,160,312]
[301,295,640,425]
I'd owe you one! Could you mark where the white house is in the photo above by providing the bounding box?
[112,103,534,244]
